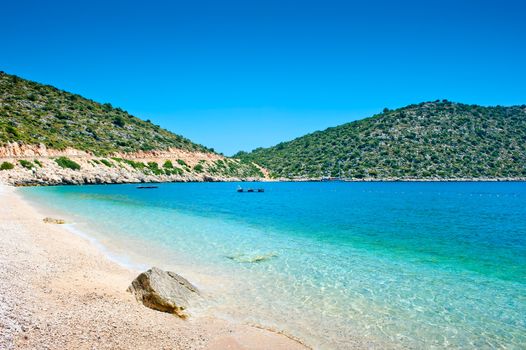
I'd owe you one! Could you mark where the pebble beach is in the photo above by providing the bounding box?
[0,184,306,350]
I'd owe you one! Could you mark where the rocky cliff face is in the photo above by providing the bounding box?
[0,143,90,158]
[0,143,267,186]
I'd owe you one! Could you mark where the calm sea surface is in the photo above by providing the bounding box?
[20,182,526,349]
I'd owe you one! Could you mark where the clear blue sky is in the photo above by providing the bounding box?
[1,0,525,155]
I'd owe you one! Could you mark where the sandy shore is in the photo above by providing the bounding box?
[0,184,306,350]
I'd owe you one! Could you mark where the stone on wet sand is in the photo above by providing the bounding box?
[43,217,65,224]
[127,267,199,319]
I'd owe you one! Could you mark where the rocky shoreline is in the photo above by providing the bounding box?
[0,143,268,186]
[0,158,263,186]
[1,144,523,187]
[2,161,523,186]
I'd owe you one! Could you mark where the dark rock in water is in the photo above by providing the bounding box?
[127,267,199,318]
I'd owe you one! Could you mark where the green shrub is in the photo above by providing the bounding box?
[5,125,19,137]
[100,159,113,167]
[113,116,126,127]
[123,159,145,170]
[176,159,188,167]
[165,167,183,176]
[34,159,43,167]
[163,160,173,169]
[0,162,14,170]
[19,159,34,169]
[55,157,81,170]
[147,161,164,175]
[194,164,204,173]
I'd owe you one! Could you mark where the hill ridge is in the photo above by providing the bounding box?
[0,71,211,155]
[236,100,526,179]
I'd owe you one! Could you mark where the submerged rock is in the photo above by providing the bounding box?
[226,252,278,263]
[127,267,199,318]
[43,217,65,224]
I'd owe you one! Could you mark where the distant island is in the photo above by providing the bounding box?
[236,101,526,180]
[1,71,525,185]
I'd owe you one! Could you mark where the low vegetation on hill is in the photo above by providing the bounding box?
[0,71,210,155]
[236,101,526,179]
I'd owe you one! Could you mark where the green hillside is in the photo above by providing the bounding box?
[236,101,526,179]
[0,71,209,155]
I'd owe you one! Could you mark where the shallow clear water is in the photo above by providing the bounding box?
[20,182,526,349]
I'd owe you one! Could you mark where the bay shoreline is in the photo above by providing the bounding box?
[0,183,308,350]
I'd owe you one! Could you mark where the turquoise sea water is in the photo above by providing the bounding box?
[20,182,526,349]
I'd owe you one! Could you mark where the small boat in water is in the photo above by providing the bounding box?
[237,186,264,193]
[137,185,159,189]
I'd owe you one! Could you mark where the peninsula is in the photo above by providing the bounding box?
[0,72,267,186]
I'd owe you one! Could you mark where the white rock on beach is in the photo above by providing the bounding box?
[128,267,200,319]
